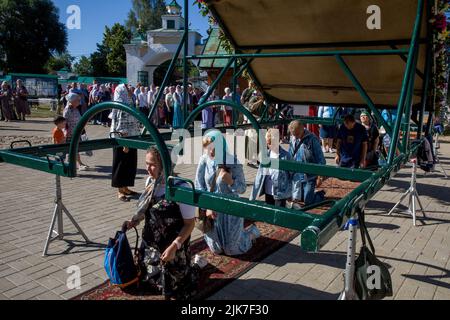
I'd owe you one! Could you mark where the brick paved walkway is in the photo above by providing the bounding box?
[0,118,449,300]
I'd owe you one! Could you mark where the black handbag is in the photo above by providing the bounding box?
[195,169,220,234]
[354,211,393,300]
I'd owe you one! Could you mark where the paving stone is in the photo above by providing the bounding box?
[35,291,63,300]
[0,278,16,294]
[2,281,40,299]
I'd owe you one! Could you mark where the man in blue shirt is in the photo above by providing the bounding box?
[336,115,369,169]
[289,120,326,207]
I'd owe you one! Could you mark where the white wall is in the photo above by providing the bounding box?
[126,31,203,87]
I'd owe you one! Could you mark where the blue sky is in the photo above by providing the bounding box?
[52,0,210,59]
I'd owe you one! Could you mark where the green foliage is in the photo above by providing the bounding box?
[126,0,167,35]
[103,24,132,76]
[0,0,68,74]
[85,24,132,77]
[46,52,74,73]
[73,56,93,76]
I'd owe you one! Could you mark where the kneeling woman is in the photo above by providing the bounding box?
[195,130,260,256]
[125,147,197,300]
[250,129,292,207]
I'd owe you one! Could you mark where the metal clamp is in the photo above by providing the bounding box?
[44,154,67,172]
[10,140,32,149]
[167,176,196,202]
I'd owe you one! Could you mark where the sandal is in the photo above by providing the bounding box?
[118,194,130,202]
[124,189,139,196]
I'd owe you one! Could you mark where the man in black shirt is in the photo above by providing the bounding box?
[336,115,369,169]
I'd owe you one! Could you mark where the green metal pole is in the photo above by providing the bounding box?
[232,58,238,127]
[198,58,236,105]
[188,49,409,60]
[146,32,188,135]
[183,0,189,123]
[232,51,261,81]
[335,55,392,136]
[260,101,271,121]
[417,1,433,139]
[388,0,424,164]
[401,43,420,154]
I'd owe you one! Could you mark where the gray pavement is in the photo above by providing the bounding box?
[0,118,449,300]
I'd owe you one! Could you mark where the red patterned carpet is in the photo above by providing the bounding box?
[73,222,299,300]
[73,178,360,300]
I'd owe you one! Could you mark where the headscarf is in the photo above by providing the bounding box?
[132,175,164,225]
[66,92,80,104]
[205,130,233,166]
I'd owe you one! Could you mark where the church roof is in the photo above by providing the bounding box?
[168,0,182,9]
[198,28,229,69]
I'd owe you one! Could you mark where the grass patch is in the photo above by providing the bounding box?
[28,103,60,118]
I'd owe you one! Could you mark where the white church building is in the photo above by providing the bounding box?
[125,0,204,87]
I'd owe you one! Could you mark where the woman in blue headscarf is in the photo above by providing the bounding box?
[195,130,260,256]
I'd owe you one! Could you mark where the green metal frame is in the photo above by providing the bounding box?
[0,0,434,253]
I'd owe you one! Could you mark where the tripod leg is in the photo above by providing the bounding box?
[43,205,59,256]
[411,193,417,227]
[388,190,410,216]
[61,204,90,243]
[415,191,427,218]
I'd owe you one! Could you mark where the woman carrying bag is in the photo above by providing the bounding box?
[124,147,204,300]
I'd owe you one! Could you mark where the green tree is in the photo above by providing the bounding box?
[104,24,132,76]
[90,44,109,77]
[126,0,167,35]
[0,0,67,74]
[89,24,131,77]
[46,52,74,73]
[73,56,93,76]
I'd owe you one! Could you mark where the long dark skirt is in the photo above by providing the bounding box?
[111,147,137,188]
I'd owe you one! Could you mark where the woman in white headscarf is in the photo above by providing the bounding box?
[111,83,141,202]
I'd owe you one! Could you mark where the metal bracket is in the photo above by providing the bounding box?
[167,176,196,203]
[10,140,32,149]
